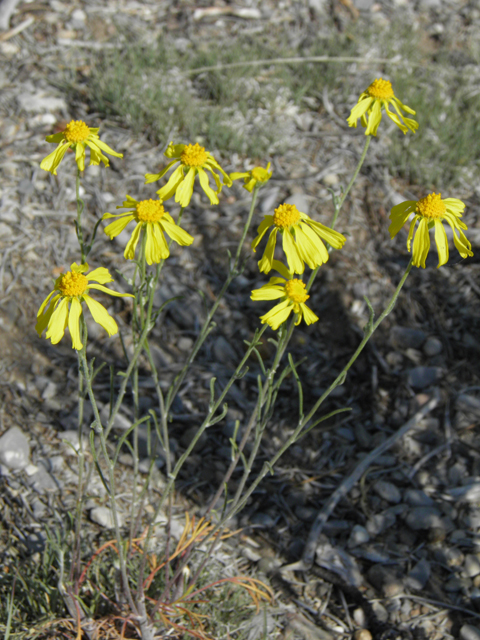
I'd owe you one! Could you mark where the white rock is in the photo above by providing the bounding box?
[90,506,123,529]
[460,624,480,640]
[0,426,30,470]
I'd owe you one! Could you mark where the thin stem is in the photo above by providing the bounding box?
[75,169,86,262]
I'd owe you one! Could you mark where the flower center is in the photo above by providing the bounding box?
[58,271,88,297]
[416,193,446,219]
[64,120,90,143]
[251,167,267,182]
[367,78,394,100]
[273,203,301,229]
[181,143,208,168]
[136,199,165,223]
[285,279,309,304]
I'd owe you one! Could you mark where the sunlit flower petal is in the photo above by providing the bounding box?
[36,263,133,349]
[40,120,123,174]
[102,196,193,264]
[389,192,473,268]
[347,78,418,136]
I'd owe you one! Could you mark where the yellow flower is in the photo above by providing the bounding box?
[347,78,418,136]
[36,263,133,350]
[252,203,346,275]
[145,142,232,207]
[40,120,123,175]
[389,192,473,268]
[102,196,194,265]
[251,261,319,330]
[230,163,272,192]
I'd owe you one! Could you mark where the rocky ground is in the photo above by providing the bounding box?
[2,0,480,639]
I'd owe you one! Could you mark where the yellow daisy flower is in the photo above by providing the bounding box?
[40,120,123,175]
[389,192,473,268]
[102,196,194,265]
[347,78,418,136]
[230,163,272,192]
[252,203,346,275]
[251,261,319,331]
[36,263,133,350]
[145,142,232,207]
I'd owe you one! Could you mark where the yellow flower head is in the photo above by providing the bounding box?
[251,261,319,330]
[102,195,194,265]
[252,203,346,275]
[230,163,272,192]
[389,192,473,268]
[36,263,133,350]
[40,120,123,175]
[145,142,233,207]
[347,78,418,136]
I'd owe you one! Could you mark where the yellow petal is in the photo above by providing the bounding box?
[75,143,86,172]
[434,219,449,267]
[36,295,61,336]
[86,267,114,284]
[258,229,278,273]
[175,167,196,207]
[365,100,382,136]
[40,143,71,175]
[157,165,185,201]
[88,284,134,298]
[161,219,194,246]
[282,229,304,274]
[260,300,292,330]
[389,201,416,238]
[45,297,69,344]
[250,285,284,301]
[197,168,219,204]
[412,217,430,268]
[68,297,83,350]
[103,214,136,239]
[124,222,143,260]
[83,295,118,337]
[251,216,274,251]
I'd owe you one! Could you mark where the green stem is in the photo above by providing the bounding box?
[75,169,86,262]
[307,135,371,292]
[224,258,414,521]
[78,318,137,616]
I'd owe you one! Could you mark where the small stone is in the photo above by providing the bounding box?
[294,506,316,522]
[27,466,58,493]
[90,506,123,529]
[353,607,367,627]
[180,426,207,452]
[177,336,194,351]
[366,510,396,536]
[406,558,431,590]
[404,489,434,507]
[407,367,442,390]
[60,430,87,454]
[423,337,443,357]
[354,423,371,448]
[347,524,370,549]
[391,326,426,350]
[0,426,30,470]
[405,506,443,530]
[251,512,276,528]
[213,336,237,366]
[323,173,339,186]
[460,624,480,640]
[353,631,372,640]
[371,601,388,623]
[445,576,470,592]
[373,480,401,504]
[465,555,480,578]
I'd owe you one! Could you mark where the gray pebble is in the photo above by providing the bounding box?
[25,531,47,554]
[213,336,237,366]
[294,506,316,522]
[465,555,480,578]
[373,480,402,504]
[423,336,443,357]
[177,336,194,351]
[445,576,471,592]
[90,507,123,529]
[347,524,370,549]
[354,423,371,448]
[404,489,434,507]
[0,426,30,470]
[366,510,396,536]
[251,512,276,528]
[180,426,208,452]
[27,466,58,493]
[391,326,426,350]
[405,558,431,590]
[407,367,443,390]
[405,506,443,530]
[460,625,480,640]
[456,394,480,419]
